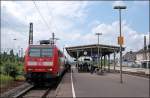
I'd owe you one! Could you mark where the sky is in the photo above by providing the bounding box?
[1,1,149,57]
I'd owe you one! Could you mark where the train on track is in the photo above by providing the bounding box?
[76,51,93,72]
[24,23,70,84]
[77,55,93,72]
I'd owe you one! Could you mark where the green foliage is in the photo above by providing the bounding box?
[0,74,13,85]
[15,75,25,81]
[2,52,8,61]
[3,63,18,80]
[0,49,24,80]
[17,62,24,75]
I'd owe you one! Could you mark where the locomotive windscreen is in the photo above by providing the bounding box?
[29,47,53,57]
[84,58,90,61]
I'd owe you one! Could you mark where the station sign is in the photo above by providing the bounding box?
[118,36,124,45]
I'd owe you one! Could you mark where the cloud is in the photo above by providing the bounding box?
[1,6,28,33]
[1,1,88,54]
[112,1,126,7]
[133,1,149,5]
[1,28,28,54]
[91,20,149,52]
[1,1,148,57]
[46,1,88,19]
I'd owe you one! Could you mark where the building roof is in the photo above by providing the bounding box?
[123,51,136,61]
[136,48,150,54]
[65,44,125,58]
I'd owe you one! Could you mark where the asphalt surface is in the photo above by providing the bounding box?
[72,66,149,97]
[55,72,72,97]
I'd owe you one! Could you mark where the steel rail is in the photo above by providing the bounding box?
[12,85,34,98]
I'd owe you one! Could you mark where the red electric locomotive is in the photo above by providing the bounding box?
[24,23,70,84]
[24,41,68,83]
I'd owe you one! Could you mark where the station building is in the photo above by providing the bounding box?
[123,45,150,69]
[136,47,150,69]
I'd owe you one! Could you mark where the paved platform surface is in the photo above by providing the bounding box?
[56,66,149,97]
[55,72,72,97]
[72,67,149,97]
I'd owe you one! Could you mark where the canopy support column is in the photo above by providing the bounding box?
[104,55,106,71]
[108,54,110,72]
[114,50,116,71]
[76,50,79,71]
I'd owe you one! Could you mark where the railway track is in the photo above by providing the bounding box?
[17,87,53,98]
[10,80,61,98]
[1,78,62,98]
[12,85,34,98]
[1,83,33,98]
[1,68,69,98]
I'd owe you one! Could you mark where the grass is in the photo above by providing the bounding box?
[0,74,13,87]
[0,74,25,89]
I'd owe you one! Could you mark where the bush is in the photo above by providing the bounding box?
[15,75,25,81]
[0,66,2,74]
[3,63,18,80]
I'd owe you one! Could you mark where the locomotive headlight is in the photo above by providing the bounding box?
[28,61,37,65]
[28,68,33,71]
[43,62,53,66]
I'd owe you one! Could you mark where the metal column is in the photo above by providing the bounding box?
[91,48,93,67]
[91,48,93,57]
[119,9,123,83]
[101,55,103,70]
[104,55,106,71]
[98,46,100,70]
[76,50,79,70]
[108,54,110,72]
[113,51,116,71]
[29,22,33,45]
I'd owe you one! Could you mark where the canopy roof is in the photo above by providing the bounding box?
[65,44,125,58]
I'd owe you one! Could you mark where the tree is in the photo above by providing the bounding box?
[10,49,14,56]
[16,53,19,62]
[9,49,15,62]
[1,52,8,63]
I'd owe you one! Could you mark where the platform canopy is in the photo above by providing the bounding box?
[65,44,125,58]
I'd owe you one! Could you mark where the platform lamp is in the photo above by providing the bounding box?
[114,5,126,83]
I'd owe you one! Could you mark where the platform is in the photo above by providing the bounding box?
[55,72,72,97]
[56,66,149,97]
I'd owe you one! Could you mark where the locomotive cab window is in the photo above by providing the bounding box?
[29,48,41,57]
[84,58,90,61]
[41,48,53,57]
[29,47,53,57]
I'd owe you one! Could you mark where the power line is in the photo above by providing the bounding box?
[46,2,61,37]
[33,1,52,33]
[46,2,53,31]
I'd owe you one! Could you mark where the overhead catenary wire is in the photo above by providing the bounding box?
[45,2,60,33]
[46,2,62,36]
[33,1,61,46]
[46,2,53,31]
[32,1,52,33]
